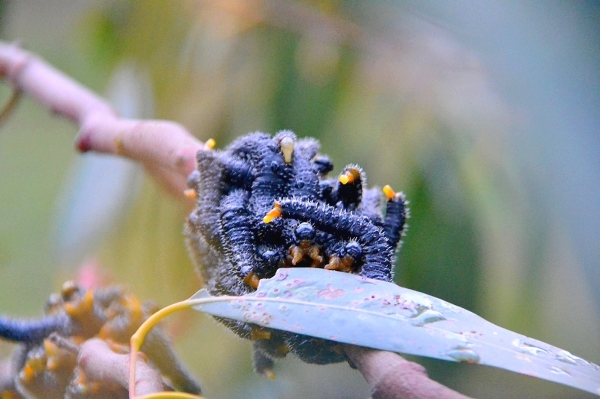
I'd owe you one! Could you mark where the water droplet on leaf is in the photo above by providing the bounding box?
[549,366,571,377]
[555,350,592,366]
[410,309,446,326]
[512,339,551,357]
[445,346,480,364]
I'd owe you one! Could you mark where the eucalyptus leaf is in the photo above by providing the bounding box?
[191,268,600,396]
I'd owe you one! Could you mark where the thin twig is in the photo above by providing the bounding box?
[0,87,22,124]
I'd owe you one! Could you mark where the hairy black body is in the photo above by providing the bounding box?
[185,131,408,372]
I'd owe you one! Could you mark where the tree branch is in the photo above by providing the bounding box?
[0,41,204,196]
[343,345,473,399]
[78,338,165,396]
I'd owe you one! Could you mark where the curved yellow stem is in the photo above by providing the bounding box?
[129,300,204,399]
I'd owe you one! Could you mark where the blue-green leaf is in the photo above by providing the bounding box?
[191,268,600,396]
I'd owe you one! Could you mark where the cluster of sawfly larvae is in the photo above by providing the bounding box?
[185,131,408,373]
[0,281,201,399]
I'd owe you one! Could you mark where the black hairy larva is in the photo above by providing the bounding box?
[185,131,408,373]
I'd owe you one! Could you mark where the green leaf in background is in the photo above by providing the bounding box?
[191,267,600,396]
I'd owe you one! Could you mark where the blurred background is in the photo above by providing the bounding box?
[0,1,599,398]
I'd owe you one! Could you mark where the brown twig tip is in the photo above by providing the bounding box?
[0,87,22,124]
[343,345,474,399]
[0,41,27,81]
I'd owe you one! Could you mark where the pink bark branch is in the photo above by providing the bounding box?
[78,338,165,396]
[343,345,474,399]
[0,41,204,196]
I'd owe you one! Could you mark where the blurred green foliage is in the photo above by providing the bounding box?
[0,1,598,398]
